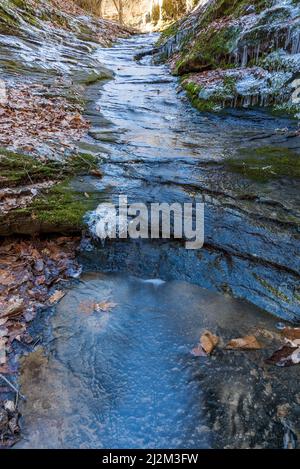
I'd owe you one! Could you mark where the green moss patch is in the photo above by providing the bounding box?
[181,76,237,112]
[226,146,300,182]
[0,149,102,234]
[0,148,100,188]
[174,23,239,75]
[29,179,96,230]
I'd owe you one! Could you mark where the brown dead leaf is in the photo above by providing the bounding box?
[226,335,262,350]
[200,330,219,355]
[0,270,14,286]
[281,327,300,347]
[265,345,300,367]
[95,301,117,313]
[6,322,26,345]
[90,169,103,178]
[49,290,65,305]
[0,297,24,319]
[0,337,7,365]
[78,300,95,315]
[78,300,117,315]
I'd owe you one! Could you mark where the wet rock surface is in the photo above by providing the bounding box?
[80,34,300,321]
[0,2,299,450]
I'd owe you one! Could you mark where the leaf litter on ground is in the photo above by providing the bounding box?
[0,236,81,372]
[0,83,89,156]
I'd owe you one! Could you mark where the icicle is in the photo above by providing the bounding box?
[292,31,300,54]
[256,43,260,63]
[242,46,248,67]
[285,27,291,50]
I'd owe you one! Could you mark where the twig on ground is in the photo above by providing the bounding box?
[0,374,26,401]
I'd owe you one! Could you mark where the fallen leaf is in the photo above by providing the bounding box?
[0,337,7,365]
[78,300,96,315]
[281,327,300,347]
[265,345,300,367]
[49,290,65,305]
[90,169,103,178]
[226,335,262,350]
[200,330,219,355]
[95,301,117,313]
[0,270,14,286]
[0,298,24,319]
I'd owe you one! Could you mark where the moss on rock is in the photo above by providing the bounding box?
[0,149,102,235]
[0,148,100,188]
[226,146,300,182]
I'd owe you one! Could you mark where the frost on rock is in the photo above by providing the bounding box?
[157,0,300,115]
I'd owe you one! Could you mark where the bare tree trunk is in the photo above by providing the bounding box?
[100,0,107,17]
[112,0,124,24]
[118,0,124,24]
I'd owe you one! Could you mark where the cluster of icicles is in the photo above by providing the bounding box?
[157,20,299,111]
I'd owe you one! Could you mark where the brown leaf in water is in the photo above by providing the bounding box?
[226,335,262,350]
[281,327,300,347]
[78,300,117,315]
[90,169,103,178]
[200,330,219,355]
[95,301,117,313]
[78,300,95,315]
[48,290,65,305]
[265,345,300,367]
[191,330,219,356]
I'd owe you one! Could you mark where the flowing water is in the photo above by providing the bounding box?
[17,34,300,448]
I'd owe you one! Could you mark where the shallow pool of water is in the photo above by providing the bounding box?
[17,272,300,449]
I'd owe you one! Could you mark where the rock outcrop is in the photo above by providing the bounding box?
[0,0,131,236]
[156,0,300,116]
